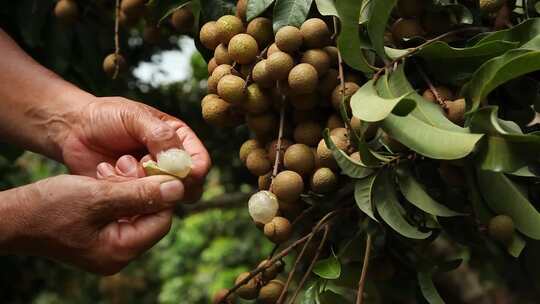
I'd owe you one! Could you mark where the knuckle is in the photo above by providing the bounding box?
[150,123,175,141]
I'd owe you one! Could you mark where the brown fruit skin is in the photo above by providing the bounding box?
[244,84,271,114]
[310,167,338,194]
[120,0,146,18]
[202,97,233,127]
[217,75,246,105]
[228,33,259,64]
[200,21,221,50]
[397,0,426,18]
[235,272,259,300]
[247,113,278,136]
[267,43,281,57]
[171,6,194,32]
[301,49,331,77]
[207,64,233,93]
[258,172,272,190]
[284,144,316,176]
[213,289,234,304]
[214,43,233,65]
[288,64,318,94]
[258,280,285,304]
[294,121,322,146]
[327,114,344,130]
[480,0,507,13]
[216,15,244,44]
[267,138,293,164]
[275,26,303,53]
[316,137,341,171]
[422,86,454,103]
[246,148,272,176]
[318,69,340,97]
[323,46,338,68]
[119,11,138,28]
[289,93,318,110]
[236,0,247,20]
[300,18,331,49]
[272,170,304,202]
[446,98,466,124]
[103,53,126,77]
[252,60,274,88]
[266,51,295,81]
[279,199,304,219]
[207,58,218,75]
[331,82,360,109]
[240,139,262,163]
[488,215,514,243]
[391,18,425,42]
[264,217,293,243]
[258,260,285,282]
[54,0,79,24]
[143,26,161,45]
[247,17,273,47]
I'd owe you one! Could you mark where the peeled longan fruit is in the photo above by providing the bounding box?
[323,46,338,67]
[143,26,161,45]
[244,83,271,114]
[284,144,315,176]
[217,74,246,105]
[246,148,272,176]
[247,17,273,47]
[120,0,146,17]
[207,64,233,93]
[300,18,331,48]
[252,60,274,88]
[294,121,322,146]
[258,260,285,282]
[488,215,514,243]
[240,139,262,163]
[445,98,466,124]
[266,51,294,81]
[228,33,259,64]
[258,172,272,190]
[171,6,194,32]
[103,53,126,77]
[267,43,281,57]
[422,86,454,103]
[200,21,221,50]
[214,43,232,65]
[235,272,259,299]
[267,139,293,164]
[236,0,247,20]
[311,167,338,193]
[202,97,233,127]
[275,26,303,53]
[289,63,318,94]
[264,217,293,243]
[480,0,507,13]
[301,49,331,77]
[247,113,278,135]
[331,82,359,109]
[207,58,218,75]
[272,170,304,202]
[259,279,285,304]
[327,114,344,130]
[212,289,234,304]
[318,69,340,97]
[216,15,244,44]
[397,0,426,18]
[391,18,425,42]
[54,0,78,24]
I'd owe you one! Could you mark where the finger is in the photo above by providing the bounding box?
[97,162,116,179]
[115,155,145,178]
[175,125,211,182]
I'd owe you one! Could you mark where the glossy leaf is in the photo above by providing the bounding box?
[272,0,313,31]
[324,129,374,178]
[476,18,540,46]
[149,0,192,25]
[418,271,445,304]
[246,0,274,21]
[313,255,342,279]
[354,175,378,222]
[314,0,338,16]
[366,0,397,61]
[508,233,526,258]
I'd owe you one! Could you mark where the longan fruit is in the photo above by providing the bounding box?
[54,0,78,24]
[330,127,351,151]
[258,172,272,190]
[267,43,281,57]
[252,60,274,88]
[216,15,244,44]
[397,0,426,18]
[288,63,318,94]
[289,93,318,110]
[247,17,273,47]
[310,167,338,193]
[300,18,331,48]
[275,26,303,53]
[217,74,246,105]
[228,33,259,64]
[258,260,285,282]
[247,113,278,135]
[207,64,233,93]
[240,139,262,163]
[446,98,466,124]
[294,121,322,146]
[171,6,194,32]
[207,58,218,75]
[120,0,146,18]
[279,199,304,219]
[201,93,220,106]
[212,289,234,304]
[264,217,293,243]
[246,148,272,176]
[323,46,338,67]
[284,144,315,176]
[480,0,507,13]
[143,26,161,44]
[214,43,232,65]
[318,69,340,97]
[272,170,304,202]
[391,18,425,42]
[316,138,338,170]
[488,215,514,243]
[301,49,331,77]
[331,82,359,109]
[258,279,285,304]
[327,114,344,130]
[267,139,293,164]
[422,86,454,103]
[103,53,126,77]
[202,97,232,127]
[351,117,378,139]
[200,21,221,50]
[244,84,271,114]
[266,51,295,81]
[235,272,259,299]
[236,0,247,20]
[119,11,138,28]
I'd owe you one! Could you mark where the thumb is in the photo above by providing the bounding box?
[95,175,184,221]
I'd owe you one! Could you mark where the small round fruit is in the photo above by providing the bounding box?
[323,46,338,67]
[327,114,344,130]
[240,139,262,163]
[330,127,351,150]
[207,64,233,93]
[279,199,304,219]
[235,272,259,300]
[248,190,279,224]
[310,167,338,194]
[272,170,304,202]
[200,21,221,50]
[258,260,285,282]
[171,6,194,32]
[54,0,78,24]
[236,0,247,20]
[258,280,285,304]
[275,26,303,53]
[217,75,246,105]
[207,58,218,75]
[143,26,161,44]
[300,18,331,48]
[284,144,316,176]
[288,63,318,94]
[120,0,146,17]
[266,51,294,81]
[247,113,277,135]
[422,86,454,103]
[103,53,126,77]
[252,60,274,88]
[397,0,426,18]
[258,172,272,190]
[301,49,331,77]
[247,17,273,47]
[289,93,318,110]
[201,97,232,127]
[318,69,339,97]
[267,43,281,57]
[156,148,193,178]
[214,43,233,65]
[246,148,272,176]
[267,139,293,164]
[480,0,507,13]
[228,33,259,64]
[331,82,360,109]
[244,84,271,114]
[294,121,322,146]
[264,217,293,243]
[446,98,466,124]
[213,289,234,304]
[488,215,514,243]
[391,18,425,42]
[216,15,244,44]
[316,138,338,170]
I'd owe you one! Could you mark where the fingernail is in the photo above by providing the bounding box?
[160,179,184,202]
[117,155,137,176]
[97,163,115,178]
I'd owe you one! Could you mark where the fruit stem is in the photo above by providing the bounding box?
[416,63,448,109]
[242,45,270,90]
[113,0,121,80]
[271,91,286,179]
[355,233,372,304]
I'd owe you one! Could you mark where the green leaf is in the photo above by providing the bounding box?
[354,175,378,222]
[313,255,342,279]
[246,0,274,21]
[366,0,397,61]
[418,271,445,304]
[373,169,432,239]
[476,169,540,240]
[149,0,192,25]
[336,0,374,73]
[314,0,338,16]
[508,233,526,258]
[351,79,416,122]
[396,166,465,217]
[324,129,374,178]
[476,18,540,46]
[272,0,313,32]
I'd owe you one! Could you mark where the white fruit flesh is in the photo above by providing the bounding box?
[248,191,279,224]
[143,148,193,178]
